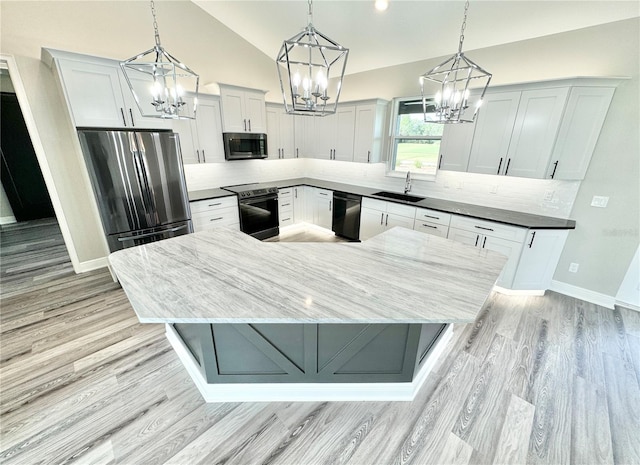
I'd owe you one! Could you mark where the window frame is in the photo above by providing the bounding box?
[386,96,442,181]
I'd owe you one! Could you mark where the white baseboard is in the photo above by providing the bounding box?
[550,280,615,309]
[74,256,109,273]
[615,300,640,313]
[493,286,545,296]
[0,216,17,225]
[165,323,452,403]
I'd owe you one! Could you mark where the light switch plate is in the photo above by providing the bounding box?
[569,263,579,273]
[591,195,609,208]
[544,190,554,201]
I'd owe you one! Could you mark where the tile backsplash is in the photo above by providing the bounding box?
[184,159,579,218]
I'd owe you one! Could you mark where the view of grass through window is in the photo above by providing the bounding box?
[393,100,444,176]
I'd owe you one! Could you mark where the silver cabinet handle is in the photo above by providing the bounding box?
[319,192,328,196]
[550,161,559,179]
[243,119,247,131]
[202,150,206,163]
[423,214,440,220]
[296,148,299,158]
[482,236,487,248]
[208,202,222,207]
[380,212,384,225]
[528,231,536,248]
[505,158,512,175]
[475,234,479,247]
[120,108,127,126]
[385,214,388,226]
[209,217,224,222]
[367,151,370,163]
[248,119,251,132]
[497,157,503,175]
[422,224,437,229]
[117,224,187,241]
[282,217,291,221]
[438,154,443,169]
[294,188,297,199]
[281,203,291,207]
[129,108,135,127]
[474,225,494,232]
[329,201,332,211]
[197,150,201,163]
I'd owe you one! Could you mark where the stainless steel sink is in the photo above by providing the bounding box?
[372,191,425,203]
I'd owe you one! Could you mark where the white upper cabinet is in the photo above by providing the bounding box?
[504,87,569,178]
[438,120,476,172]
[219,84,267,133]
[547,86,616,180]
[353,100,388,164]
[467,91,521,175]
[312,106,356,161]
[54,56,171,130]
[294,115,316,159]
[172,94,224,164]
[266,104,295,159]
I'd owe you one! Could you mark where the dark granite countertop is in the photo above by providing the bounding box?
[189,177,576,230]
[188,188,236,202]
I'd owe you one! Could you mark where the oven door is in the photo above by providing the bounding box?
[238,194,279,240]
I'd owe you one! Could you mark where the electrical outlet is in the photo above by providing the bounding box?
[544,190,554,201]
[569,263,579,273]
[444,180,450,188]
[456,181,463,189]
[591,196,609,208]
[490,185,498,194]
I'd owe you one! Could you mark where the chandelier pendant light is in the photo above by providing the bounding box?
[419,0,491,124]
[276,0,349,116]
[120,0,199,120]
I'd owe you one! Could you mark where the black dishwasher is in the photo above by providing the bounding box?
[332,192,362,241]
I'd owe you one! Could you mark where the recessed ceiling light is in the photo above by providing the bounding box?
[375,0,389,12]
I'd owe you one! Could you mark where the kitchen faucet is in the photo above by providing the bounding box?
[404,171,411,194]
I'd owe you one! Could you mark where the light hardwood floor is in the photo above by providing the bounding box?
[1,220,639,464]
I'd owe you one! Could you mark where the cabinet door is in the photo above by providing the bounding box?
[293,186,305,222]
[447,227,481,247]
[438,121,475,171]
[353,104,377,163]
[294,115,315,158]
[266,106,281,159]
[467,91,521,175]
[359,207,386,240]
[548,87,615,180]
[334,106,356,161]
[482,236,523,288]
[121,71,172,130]
[244,90,267,133]
[279,110,296,158]
[220,88,246,132]
[56,59,128,128]
[505,87,569,178]
[314,114,335,159]
[512,229,568,290]
[385,212,415,230]
[314,190,333,229]
[303,186,315,222]
[196,98,225,163]
[172,118,198,164]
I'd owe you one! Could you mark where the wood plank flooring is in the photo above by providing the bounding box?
[1,220,639,464]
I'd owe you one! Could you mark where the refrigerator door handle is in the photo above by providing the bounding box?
[117,224,188,242]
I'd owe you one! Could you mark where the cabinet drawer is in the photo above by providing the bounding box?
[450,215,527,242]
[415,208,451,226]
[386,202,416,219]
[279,214,294,227]
[278,188,293,198]
[362,197,387,212]
[192,206,238,225]
[414,221,449,238]
[190,196,238,214]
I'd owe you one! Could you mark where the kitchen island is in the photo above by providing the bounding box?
[109,227,507,402]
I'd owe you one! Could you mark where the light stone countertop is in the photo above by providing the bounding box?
[109,227,507,324]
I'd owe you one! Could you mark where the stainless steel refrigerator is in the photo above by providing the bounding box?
[78,129,192,252]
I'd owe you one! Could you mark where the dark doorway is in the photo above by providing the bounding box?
[1,92,54,222]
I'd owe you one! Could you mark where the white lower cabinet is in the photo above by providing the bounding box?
[313,188,333,230]
[448,216,527,288]
[359,198,416,241]
[292,186,306,223]
[278,188,294,227]
[512,229,569,290]
[413,207,451,238]
[190,196,239,232]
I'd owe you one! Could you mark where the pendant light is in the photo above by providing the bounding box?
[276,0,349,116]
[419,0,491,124]
[120,0,199,120]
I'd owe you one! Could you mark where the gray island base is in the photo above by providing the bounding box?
[109,227,507,402]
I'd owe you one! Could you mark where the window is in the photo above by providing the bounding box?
[390,98,443,177]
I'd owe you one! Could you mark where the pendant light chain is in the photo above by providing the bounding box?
[307,0,313,26]
[150,0,161,46]
[458,0,469,54]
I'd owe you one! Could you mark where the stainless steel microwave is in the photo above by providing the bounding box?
[223,133,268,160]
